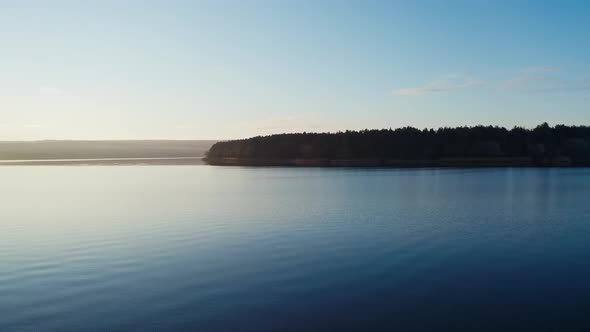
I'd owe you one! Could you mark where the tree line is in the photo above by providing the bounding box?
[206,123,590,165]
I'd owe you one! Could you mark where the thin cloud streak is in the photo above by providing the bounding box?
[394,75,483,96]
[502,76,590,93]
[395,67,590,96]
[39,86,64,97]
[521,66,561,74]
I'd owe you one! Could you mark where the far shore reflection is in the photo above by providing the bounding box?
[0,157,205,166]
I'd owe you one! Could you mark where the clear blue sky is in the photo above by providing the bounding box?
[1,0,588,140]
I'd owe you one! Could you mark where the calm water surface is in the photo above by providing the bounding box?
[1,166,590,331]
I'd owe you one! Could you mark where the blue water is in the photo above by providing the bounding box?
[1,166,590,331]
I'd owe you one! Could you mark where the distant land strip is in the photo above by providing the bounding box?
[205,123,590,167]
[205,157,573,167]
[0,157,205,166]
[0,140,216,160]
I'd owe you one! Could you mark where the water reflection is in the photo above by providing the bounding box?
[1,166,590,331]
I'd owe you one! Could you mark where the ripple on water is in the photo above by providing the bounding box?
[2,167,590,331]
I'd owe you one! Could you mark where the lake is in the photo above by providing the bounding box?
[1,166,590,331]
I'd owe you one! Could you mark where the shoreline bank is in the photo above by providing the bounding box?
[205,157,583,168]
[0,157,205,166]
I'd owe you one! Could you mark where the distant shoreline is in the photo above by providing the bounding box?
[0,157,205,166]
[0,140,216,161]
[205,124,590,168]
[204,157,581,168]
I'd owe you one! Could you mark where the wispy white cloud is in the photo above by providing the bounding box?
[502,67,590,93]
[39,86,64,97]
[394,75,483,96]
[258,115,295,130]
[0,123,43,129]
[394,67,589,96]
[254,114,322,132]
[521,66,561,74]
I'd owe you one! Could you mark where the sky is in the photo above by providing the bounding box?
[1,0,589,140]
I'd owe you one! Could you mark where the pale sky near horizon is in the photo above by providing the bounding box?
[1,0,589,140]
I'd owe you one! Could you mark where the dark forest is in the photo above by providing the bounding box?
[206,123,590,167]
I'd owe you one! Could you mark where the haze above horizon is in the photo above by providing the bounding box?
[1,1,589,140]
